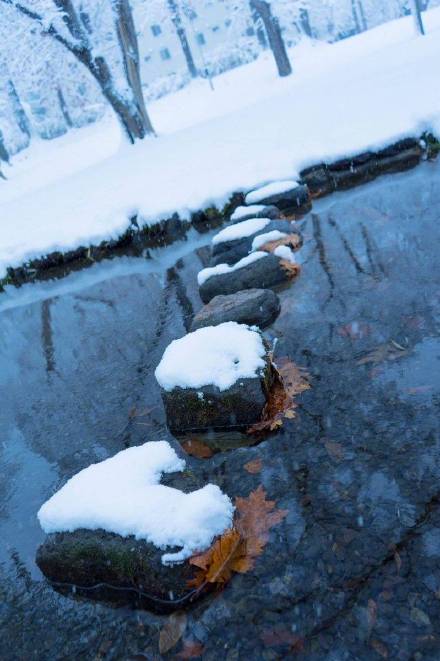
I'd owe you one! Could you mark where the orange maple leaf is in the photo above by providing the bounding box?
[188,487,287,590]
[260,232,302,254]
[247,359,310,436]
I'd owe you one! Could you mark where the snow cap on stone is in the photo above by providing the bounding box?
[38,441,234,565]
[245,180,299,205]
[155,321,267,392]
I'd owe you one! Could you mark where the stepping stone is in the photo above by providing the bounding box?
[245,180,311,216]
[190,288,280,331]
[230,204,281,223]
[198,252,297,304]
[155,322,274,432]
[211,218,295,266]
[36,441,233,612]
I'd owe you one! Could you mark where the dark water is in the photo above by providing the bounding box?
[1,162,440,659]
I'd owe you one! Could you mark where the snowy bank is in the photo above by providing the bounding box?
[38,440,233,564]
[2,8,440,278]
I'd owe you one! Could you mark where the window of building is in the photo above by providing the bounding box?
[196,32,206,46]
[160,48,171,61]
[151,24,161,37]
[246,26,255,36]
[224,19,232,28]
[211,25,220,33]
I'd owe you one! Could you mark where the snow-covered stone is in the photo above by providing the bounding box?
[155,323,274,432]
[230,204,281,223]
[245,181,311,215]
[198,252,266,287]
[38,440,233,565]
[211,219,294,266]
[190,289,280,331]
[199,252,295,304]
[251,230,288,251]
[212,217,270,245]
[246,180,300,204]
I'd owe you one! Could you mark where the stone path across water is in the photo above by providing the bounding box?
[1,161,440,659]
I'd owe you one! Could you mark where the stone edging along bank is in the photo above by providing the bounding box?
[1,133,439,291]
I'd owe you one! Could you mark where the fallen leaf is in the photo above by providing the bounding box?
[357,341,408,366]
[188,486,287,590]
[260,626,303,648]
[371,638,388,658]
[181,438,213,459]
[279,259,301,279]
[159,612,187,655]
[176,640,205,659]
[324,440,345,461]
[247,359,311,436]
[367,598,377,632]
[188,528,248,589]
[260,232,302,254]
[244,458,263,474]
[235,486,288,563]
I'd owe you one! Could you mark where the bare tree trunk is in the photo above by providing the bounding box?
[4,0,155,143]
[6,78,31,138]
[0,128,9,179]
[113,0,155,137]
[250,0,292,77]
[167,0,197,78]
[57,86,73,128]
[409,0,425,34]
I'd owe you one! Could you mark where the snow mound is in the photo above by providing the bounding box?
[274,245,296,263]
[245,180,299,205]
[38,440,233,565]
[230,204,267,221]
[155,321,267,392]
[197,251,267,286]
[251,230,288,251]
[212,217,270,245]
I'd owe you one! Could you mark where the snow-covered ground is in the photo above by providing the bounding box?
[1,8,440,279]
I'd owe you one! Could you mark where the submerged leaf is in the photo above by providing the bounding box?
[159,612,187,655]
[181,438,213,459]
[244,458,263,474]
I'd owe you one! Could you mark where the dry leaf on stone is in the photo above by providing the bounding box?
[279,259,301,280]
[188,486,287,590]
[260,232,302,253]
[188,528,248,589]
[248,359,311,436]
[181,438,213,459]
[244,458,263,474]
[159,612,187,655]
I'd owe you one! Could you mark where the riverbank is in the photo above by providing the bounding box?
[1,7,440,287]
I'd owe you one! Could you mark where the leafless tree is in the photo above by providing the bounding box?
[1,0,155,143]
[249,0,292,77]
[409,0,425,35]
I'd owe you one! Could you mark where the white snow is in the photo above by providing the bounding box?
[197,251,267,286]
[155,322,266,392]
[245,180,299,205]
[212,217,270,245]
[230,205,267,221]
[274,245,297,263]
[38,440,234,565]
[251,230,288,251]
[2,7,440,277]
